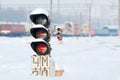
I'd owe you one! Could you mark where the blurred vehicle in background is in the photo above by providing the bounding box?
[95,25,118,36]
[96,27,109,36]
[0,22,27,37]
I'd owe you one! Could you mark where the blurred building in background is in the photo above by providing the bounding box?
[0,1,118,36]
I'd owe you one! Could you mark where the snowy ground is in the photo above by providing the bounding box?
[0,36,120,80]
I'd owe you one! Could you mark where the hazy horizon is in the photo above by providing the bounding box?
[0,0,118,5]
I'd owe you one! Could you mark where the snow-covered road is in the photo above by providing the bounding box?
[0,36,120,80]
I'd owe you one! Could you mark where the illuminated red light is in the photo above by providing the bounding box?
[57,35,62,41]
[36,44,47,54]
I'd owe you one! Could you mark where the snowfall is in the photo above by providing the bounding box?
[0,36,120,80]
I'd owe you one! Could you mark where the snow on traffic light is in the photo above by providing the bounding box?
[30,8,51,55]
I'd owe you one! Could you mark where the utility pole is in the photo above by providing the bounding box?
[50,0,53,21]
[119,0,120,38]
[0,0,1,9]
[88,4,92,36]
[110,2,113,26]
[25,6,30,36]
[58,0,60,24]
[79,9,83,37]
[86,0,92,37]
[50,0,53,35]
[110,1,116,26]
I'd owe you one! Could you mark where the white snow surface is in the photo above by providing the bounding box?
[0,36,120,80]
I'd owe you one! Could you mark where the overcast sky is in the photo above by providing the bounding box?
[0,0,118,5]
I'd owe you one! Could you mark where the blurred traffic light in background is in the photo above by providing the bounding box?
[56,28,62,41]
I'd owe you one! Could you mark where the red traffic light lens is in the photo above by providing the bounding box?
[35,29,47,39]
[36,43,47,54]
[31,41,51,55]
[57,36,62,40]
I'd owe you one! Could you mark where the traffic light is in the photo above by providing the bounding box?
[56,28,62,41]
[30,8,51,55]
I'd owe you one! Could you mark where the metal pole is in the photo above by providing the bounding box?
[25,6,30,35]
[50,0,53,20]
[119,0,120,37]
[87,0,92,37]
[58,0,60,24]
[50,0,53,35]
[110,2,114,26]
[0,0,1,9]
[89,5,91,36]
[79,10,82,36]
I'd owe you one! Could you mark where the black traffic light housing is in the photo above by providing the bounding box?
[30,25,50,42]
[30,14,50,27]
[56,28,62,41]
[31,39,51,55]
